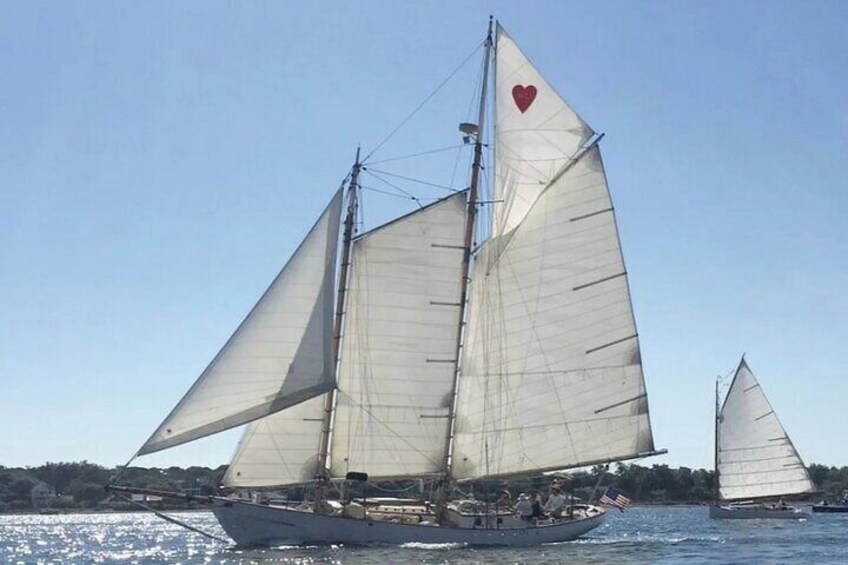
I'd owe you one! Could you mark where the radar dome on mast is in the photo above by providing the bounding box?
[458,122,478,143]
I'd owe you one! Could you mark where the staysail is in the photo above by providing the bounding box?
[717,358,815,500]
[451,145,655,480]
[223,395,325,487]
[138,190,343,455]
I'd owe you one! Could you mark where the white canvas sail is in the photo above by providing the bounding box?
[223,395,325,487]
[138,190,343,455]
[493,24,594,237]
[330,192,468,479]
[717,359,815,500]
[451,146,655,480]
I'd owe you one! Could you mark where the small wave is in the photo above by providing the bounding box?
[567,534,724,546]
[400,542,467,550]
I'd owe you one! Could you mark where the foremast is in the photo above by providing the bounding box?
[317,149,362,480]
[441,17,494,488]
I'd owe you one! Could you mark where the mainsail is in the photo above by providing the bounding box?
[138,190,343,455]
[716,358,815,501]
[452,145,654,480]
[447,23,656,480]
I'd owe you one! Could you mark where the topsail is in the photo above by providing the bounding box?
[493,24,594,237]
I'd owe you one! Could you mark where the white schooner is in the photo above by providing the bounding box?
[115,18,664,546]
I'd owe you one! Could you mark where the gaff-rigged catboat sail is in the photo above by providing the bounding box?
[122,19,664,546]
[710,357,815,519]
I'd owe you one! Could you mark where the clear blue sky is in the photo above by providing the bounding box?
[2,1,846,471]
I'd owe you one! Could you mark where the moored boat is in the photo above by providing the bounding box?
[811,504,848,513]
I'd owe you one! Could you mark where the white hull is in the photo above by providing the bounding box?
[709,504,808,520]
[212,499,606,547]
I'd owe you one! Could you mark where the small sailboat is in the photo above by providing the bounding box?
[710,357,815,519]
[111,18,664,546]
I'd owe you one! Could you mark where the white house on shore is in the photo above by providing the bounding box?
[31,482,56,507]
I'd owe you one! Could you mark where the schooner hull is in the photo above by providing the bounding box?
[212,499,606,547]
[709,504,809,520]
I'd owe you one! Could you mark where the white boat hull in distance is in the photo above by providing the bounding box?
[709,504,809,520]
[212,499,606,547]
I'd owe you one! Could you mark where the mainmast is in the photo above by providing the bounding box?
[317,148,362,477]
[442,17,494,480]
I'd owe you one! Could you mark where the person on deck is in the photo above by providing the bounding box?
[496,489,513,510]
[544,486,567,518]
[516,493,533,521]
[529,489,544,518]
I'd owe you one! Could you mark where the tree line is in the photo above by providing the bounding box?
[2,461,846,512]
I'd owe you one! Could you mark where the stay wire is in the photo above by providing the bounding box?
[361,184,430,203]
[119,494,231,544]
[366,168,461,193]
[367,144,468,166]
[362,170,423,208]
[363,41,484,163]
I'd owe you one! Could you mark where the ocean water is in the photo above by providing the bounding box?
[1,506,845,564]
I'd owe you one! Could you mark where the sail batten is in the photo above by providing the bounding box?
[138,190,343,456]
[716,359,815,501]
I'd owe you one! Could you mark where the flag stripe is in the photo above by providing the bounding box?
[600,487,630,512]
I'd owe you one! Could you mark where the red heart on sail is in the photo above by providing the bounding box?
[512,85,537,113]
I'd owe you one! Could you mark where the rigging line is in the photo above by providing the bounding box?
[108,451,139,485]
[119,494,231,544]
[448,48,485,195]
[367,144,468,165]
[369,482,420,494]
[363,42,484,163]
[360,184,420,201]
[448,142,470,199]
[362,171,424,208]
[366,168,462,193]
[334,389,444,468]
[475,152,491,244]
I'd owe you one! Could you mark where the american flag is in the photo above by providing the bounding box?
[600,487,631,512]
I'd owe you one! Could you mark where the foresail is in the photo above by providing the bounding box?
[717,359,815,500]
[452,146,655,480]
[493,24,595,237]
[329,192,468,479]
[223,395,325,487]
[138,190,343,456]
